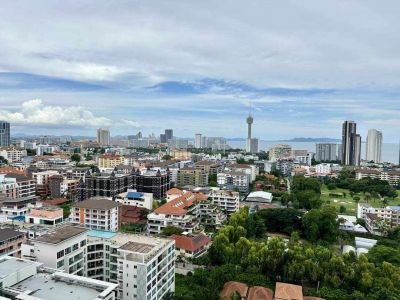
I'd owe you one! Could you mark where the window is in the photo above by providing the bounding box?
[57,260,64,268]
[57,250,64,259]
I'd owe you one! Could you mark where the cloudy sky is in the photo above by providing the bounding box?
[0,1,399,141]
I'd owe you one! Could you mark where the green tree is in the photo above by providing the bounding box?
[70,153,81,164]
[303,206,338,243]
[161,225,183,236]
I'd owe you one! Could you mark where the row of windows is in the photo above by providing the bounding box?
[56,240,86,259]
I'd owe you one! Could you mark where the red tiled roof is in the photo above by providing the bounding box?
[121,205,147,225]
[42,198,69,205]
[231,163,252,169]
[154,191,207,215]
[274,282,303,300]
[248,286,273,300]
[0,167,27,175]
[169,234,211,252]
[166,188,184,195]
[357,169,380,174]
[220,282,248,299]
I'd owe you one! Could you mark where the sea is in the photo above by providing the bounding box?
[228,141,400,164]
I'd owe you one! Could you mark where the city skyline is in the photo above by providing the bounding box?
[0,1,399,141]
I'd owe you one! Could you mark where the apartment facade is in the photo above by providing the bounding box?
[315,143,337,162]
[70,198,120,232]
[0,148,26,162]
[22,226,88,276]
[79,169,170,201]
[32,170,59,196]
[0,228,26,257]
[217,171,249,192]
[0,173,36,199]
[86,231,175,300]
[356,169,400,186]
[98,154,125,169]
[209,189,240,215]
[176,168,208,187]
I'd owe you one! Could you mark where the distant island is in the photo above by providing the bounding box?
[276,137,341,143]
[227,137,341,143]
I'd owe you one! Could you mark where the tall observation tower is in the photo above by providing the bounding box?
[246,102,258,153]
[246,114,253,140]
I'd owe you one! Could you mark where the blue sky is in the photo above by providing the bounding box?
[0,1,399,141]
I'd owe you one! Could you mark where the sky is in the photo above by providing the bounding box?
[0,1,399,141]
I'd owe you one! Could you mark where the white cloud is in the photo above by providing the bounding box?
[0,99,139,129]
[1,1,400,88]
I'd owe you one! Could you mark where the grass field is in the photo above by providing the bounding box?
[321,184,400,215]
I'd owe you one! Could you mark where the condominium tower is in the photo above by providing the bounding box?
[366,129,383,163]
[315,143,337,162]
[194,133,202,148]
[0,121,10,146]
[97,128,111,146]
[341,121,361,166]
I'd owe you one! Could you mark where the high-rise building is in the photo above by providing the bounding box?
[165,129,173,141]
[97,128,110,146]
[160,133,166,143]
[315,143,337,162]
[0,121,10,147]
[366,129,383,163]
[195,133,202,148]
[341,121,361,166]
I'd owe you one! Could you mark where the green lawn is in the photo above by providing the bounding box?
[321,184,400,215]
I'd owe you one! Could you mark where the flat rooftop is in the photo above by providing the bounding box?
[11,272,101,300]
[119,241,155,253]
[0,228,25,241]
[0,258,35,280]
[35,226,87,244]
[73,198,120,210]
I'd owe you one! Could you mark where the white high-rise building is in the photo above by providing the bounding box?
[366,129,382,163]
[97,128,111,146]
[194,133,202,148]
[315,143,337,161]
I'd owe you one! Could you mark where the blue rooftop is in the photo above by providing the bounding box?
[389,206,400,211]
[127,191,144,199]
[88,230,117,239]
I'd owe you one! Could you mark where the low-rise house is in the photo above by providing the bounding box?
[26,206,64,226]
[170,233,211,258]
[337,214,368,233]
[274,282,303,300]
[245,191,273,204]
[220,281,273,300]
[120,205,147,231]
